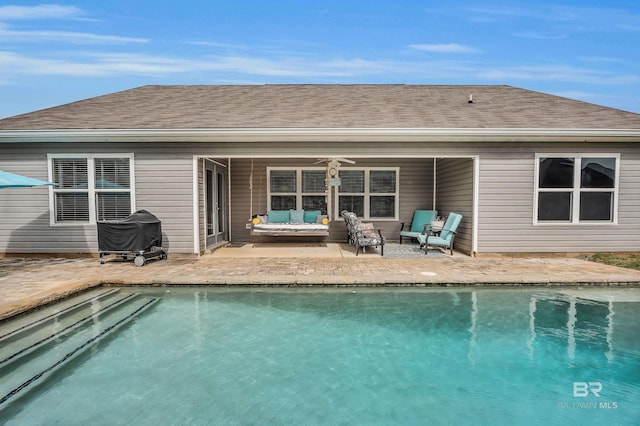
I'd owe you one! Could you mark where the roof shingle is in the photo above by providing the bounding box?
[1,84,639,130]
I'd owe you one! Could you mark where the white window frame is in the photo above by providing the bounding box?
[267,167,328,211]
[533,153,619,225]
[336,167,399,220]
[47,153,136,226]
[266,166,400,220]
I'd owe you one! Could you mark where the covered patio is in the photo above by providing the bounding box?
[194,155,478,257]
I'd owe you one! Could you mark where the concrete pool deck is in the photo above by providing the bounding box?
[2,243,640,320]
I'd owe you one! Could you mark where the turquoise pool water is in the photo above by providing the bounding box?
[1,288,639,425]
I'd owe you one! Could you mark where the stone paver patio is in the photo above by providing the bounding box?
[2,243,640,321]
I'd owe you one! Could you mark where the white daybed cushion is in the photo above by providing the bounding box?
[252,223,329,233]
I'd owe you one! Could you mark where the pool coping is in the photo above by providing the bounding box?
[2,254,640,321]
[4,279,640,323]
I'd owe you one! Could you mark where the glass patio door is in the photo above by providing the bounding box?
[205,160,227,246]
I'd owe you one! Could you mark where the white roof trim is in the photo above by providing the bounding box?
[1,128,639,143]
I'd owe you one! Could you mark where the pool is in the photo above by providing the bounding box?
[1,287,639,425]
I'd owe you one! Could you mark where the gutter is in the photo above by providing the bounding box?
[1,128,639,143]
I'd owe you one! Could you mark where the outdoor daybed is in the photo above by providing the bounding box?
[251,209,330,236]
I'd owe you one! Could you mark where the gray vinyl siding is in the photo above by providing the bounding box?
[0,153,92,253]
[476,143,640,253]
[435,158,474,255]
[230,158,266,242]
[134,151,194,254]
[0,143,196,255]
[2,139,639,255]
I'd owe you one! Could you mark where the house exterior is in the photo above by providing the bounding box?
[1,84,639,257]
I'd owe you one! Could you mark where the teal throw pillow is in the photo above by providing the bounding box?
[304,210,321,223]
[290,209,305,224]
[268,210,290,223]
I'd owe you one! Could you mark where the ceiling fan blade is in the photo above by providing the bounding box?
[337,158,356,164]
[313,157,356,164]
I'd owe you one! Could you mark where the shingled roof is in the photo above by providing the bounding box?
[1,84,639,130]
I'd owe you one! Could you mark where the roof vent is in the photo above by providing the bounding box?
[468,94,474,104]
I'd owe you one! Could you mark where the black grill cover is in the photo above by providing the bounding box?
[97,210,162,252]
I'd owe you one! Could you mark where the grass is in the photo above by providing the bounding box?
[584,253,640,270]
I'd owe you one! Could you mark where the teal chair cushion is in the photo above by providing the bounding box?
[410,210,437,233]
[417,212,463,248]
[440,213,462,240]
[416,235,450,247]
[400,230,422,238]
[425,236,449,247]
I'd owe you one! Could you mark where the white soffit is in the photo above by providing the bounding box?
[0,128,639,143]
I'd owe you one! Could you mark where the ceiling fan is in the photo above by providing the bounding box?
[313,157,356,165]
[314,157,355,178]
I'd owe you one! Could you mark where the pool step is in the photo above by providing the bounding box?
[0,288,123,343]
[0,290,158,406]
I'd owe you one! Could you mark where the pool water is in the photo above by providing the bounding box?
[1,288,639,425]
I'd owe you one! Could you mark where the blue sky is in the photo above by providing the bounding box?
[1,1,639,119]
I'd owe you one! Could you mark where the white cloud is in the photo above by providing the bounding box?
[463,5,538,23]
[0,47,636,90]
[515,31,565,40]
[194,55,345,77]
[0,4,83,20]
[617,24,640,32]
[579,56,627,64]
[187,41,250,50]
[478,65,640,85]
[187,55,409,78]
[465,4,640,34]
[0,51,186,76]
[0,49,447,79]
[409,43,479,53]
[0,24,148,44]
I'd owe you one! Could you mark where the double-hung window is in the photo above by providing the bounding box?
[535,154,618,224]
[268,168,327,213]
[48,154,135,225]
[266,167,398,219]
[338,168,399,219]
